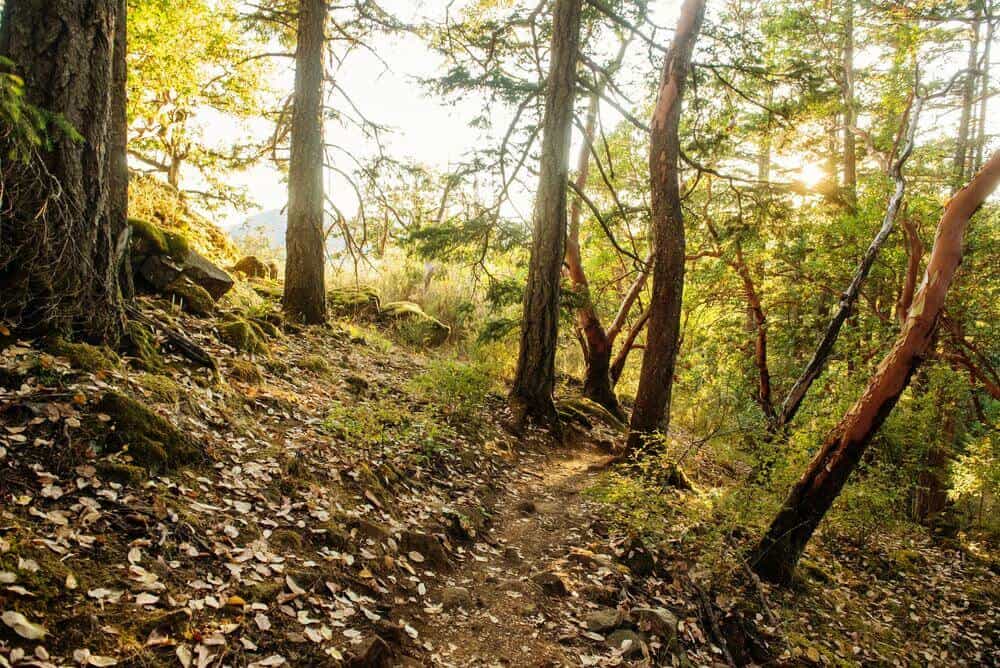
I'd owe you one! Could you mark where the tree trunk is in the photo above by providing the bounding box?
[842,0,857,203]
[973,13,993,174]
[0,0,129,341]
[508,0,583,430]
[626,0,705,452]
[751,151,1000,585]
[284,0,327,324]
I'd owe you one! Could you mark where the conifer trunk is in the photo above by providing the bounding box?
[0,0,129,340]
[284,0,327,324]
[751,152,1000,585]
[626,0,705,452]
[509,0,583,430]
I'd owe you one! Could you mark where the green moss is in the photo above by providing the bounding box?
[380,301,450,347]
[129,217,169,255]
[300,355,330,373]
[49,338,120,372]
[269,528,305,551]
[95,460,148,486]
[328,286,381,318]
[238,580,283,604]
[95,392,201,473]
[250,317,282,338]
[229,359,263,385]
[136,373,181,404]
[217,317,269,355]
[167,277,215,316]
[124,320,163,370]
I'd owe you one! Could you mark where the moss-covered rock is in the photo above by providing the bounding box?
[231,256,274,279]
[129,217,189,261]
[166,277,215,316]
[95,460,148,486]
[250,317,282,338]
[217,317,270,355]
[95,392,201,473]
[229,359,263,385]
[136,373,182,404]
[300,355,330,373]
[328,286,381,319]
[379,301,450,347]
[49,338,120,373]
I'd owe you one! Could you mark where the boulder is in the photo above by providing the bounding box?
[230,255,271,279]
[328,286,381,319]
[379,301,450,347]
[440,586,474,610]
[585,607,622,632]
[178,248,234,300]
[165,277,215,316]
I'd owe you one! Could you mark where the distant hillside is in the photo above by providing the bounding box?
[228,208,346,258]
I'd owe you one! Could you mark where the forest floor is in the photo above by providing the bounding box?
[0,292,996,667]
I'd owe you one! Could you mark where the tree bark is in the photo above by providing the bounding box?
[895,217,923,326]
[509,0,583,430]
[953,8,980,189]
[626,0,705,452]
[751,151,1000,585]
[0,0,129,341]
[284,0,328,324]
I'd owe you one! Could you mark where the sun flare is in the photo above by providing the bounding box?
[797,162,826,189]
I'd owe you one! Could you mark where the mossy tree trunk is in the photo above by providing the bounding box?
[0,0,130,340]
[508,0,583,431]
[626,0,705,452]
[751,152,1000,585]
[284,0,327,324]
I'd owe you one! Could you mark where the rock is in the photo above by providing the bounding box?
[165,276,215,316]
[630,607,678,643]
[568,547,614,569]
[379,301,450,347]
[329,286,381,319]
[399,531,451,570]
[515,499,537,515]
[443,507,486,543]
[217,318,270,355]
[606,629,646,658]
[140,254,183,291]
[579,584,620,607]
[585,607,622,632]
[620,538,655,577]
[177,247,234,300]
[346,635,393,668]
[532,571,569,597]
[230,255,271,279]
[440,586,474,610]
[266,261,279,279]
[132,219,234,300]
[94,392,201,473]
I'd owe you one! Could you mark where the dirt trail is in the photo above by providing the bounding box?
[410,444,622,667]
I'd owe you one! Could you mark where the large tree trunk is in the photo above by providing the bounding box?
[626,0,705,452]
[508,0,583,430]
[751,151,1000,585]
[0,0,129,341]
[284,0,327,324]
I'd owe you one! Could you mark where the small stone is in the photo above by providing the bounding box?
[606,629,645,658]
[515,499,536,514]
[630,607,678,642]
[440,586,474,610]
[532,571,569,597]
[585,607,621,632]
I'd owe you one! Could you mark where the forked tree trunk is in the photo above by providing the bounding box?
[626,0,705,452]
[751,151,1000,585]
[284,0,328,324]
[509,0,583,430]
[0,0,130,341]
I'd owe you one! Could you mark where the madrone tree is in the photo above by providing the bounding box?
[284,0,328,324]
[508,0,584,430]
[751,151,1000,585]
[626,0,706,451]
[0,0,130,340]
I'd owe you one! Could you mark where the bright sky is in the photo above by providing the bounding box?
[195,0,997,228]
